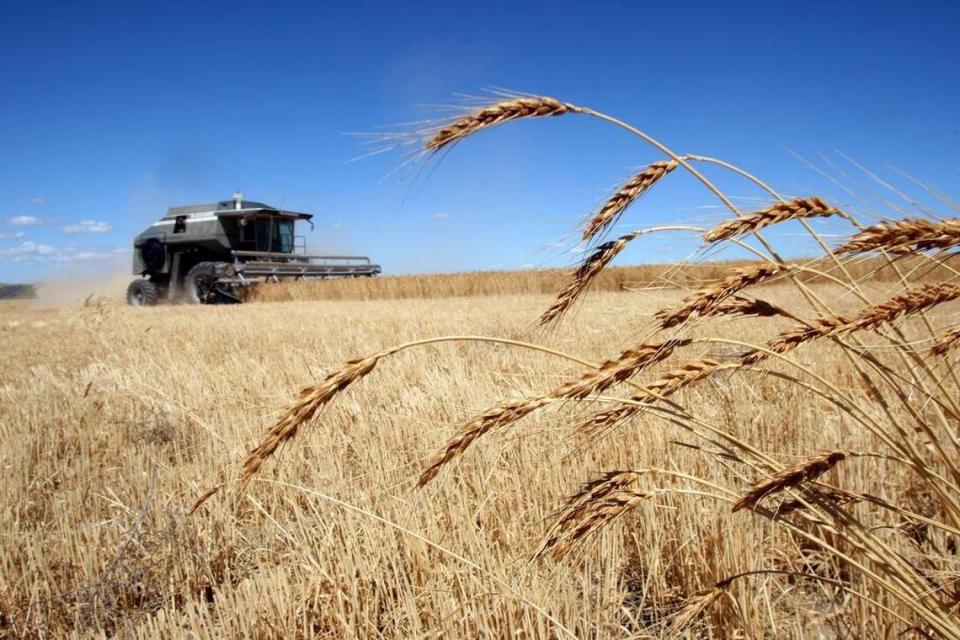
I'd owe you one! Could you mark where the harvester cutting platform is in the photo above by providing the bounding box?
[127,193,380,305]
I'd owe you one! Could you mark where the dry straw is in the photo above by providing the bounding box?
[582,160,679,242]
[732,450,846,512]
[836,217,960,255]
[426,96,582,151]
[703,197,840,243]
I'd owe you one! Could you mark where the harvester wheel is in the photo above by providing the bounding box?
[184,262,241,305]
[127,279,160,306]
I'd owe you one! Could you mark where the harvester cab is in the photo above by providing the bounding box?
[127,193,380,305]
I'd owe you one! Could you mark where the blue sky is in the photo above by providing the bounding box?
[1,1,958,283]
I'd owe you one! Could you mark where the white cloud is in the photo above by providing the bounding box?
[0,241,129,266]
[331,223,345,230]
[31,197,44,205]
[63,220,113,234]
[63,251,112,262]
[0,241,57,263]
[0,231,25,240]
[433,212,450,220]
[8,215,40,226]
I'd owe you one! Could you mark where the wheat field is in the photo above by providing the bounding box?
[3,91,960,639]
[1,276,956,638]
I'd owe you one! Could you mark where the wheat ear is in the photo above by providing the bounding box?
[703,197,840,243]
[732,450,846,512]
[930,325,960,356]
[835,217,960,255]
[419,340,688,485]
[426,96,581,151]
[656,264,790,328]
[539,234,632,326]
[582,160,678,242]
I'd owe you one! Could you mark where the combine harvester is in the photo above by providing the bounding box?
[127,193,380,305]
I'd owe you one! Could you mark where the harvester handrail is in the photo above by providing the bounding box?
[231,250,373,263]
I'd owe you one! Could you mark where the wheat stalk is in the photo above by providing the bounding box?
[732,450,846,512]
[703,198,841,243]
[582,160,679,242]
[426,96,582,151]
[836,218,960,255]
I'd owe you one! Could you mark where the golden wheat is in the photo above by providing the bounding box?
[732,451,846,512]
[702,198,841,243]
[426,96,581,151]
[581,160,679,242]
[836,217,960,255]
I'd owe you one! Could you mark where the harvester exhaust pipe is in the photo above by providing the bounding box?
[233,191,243,210]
